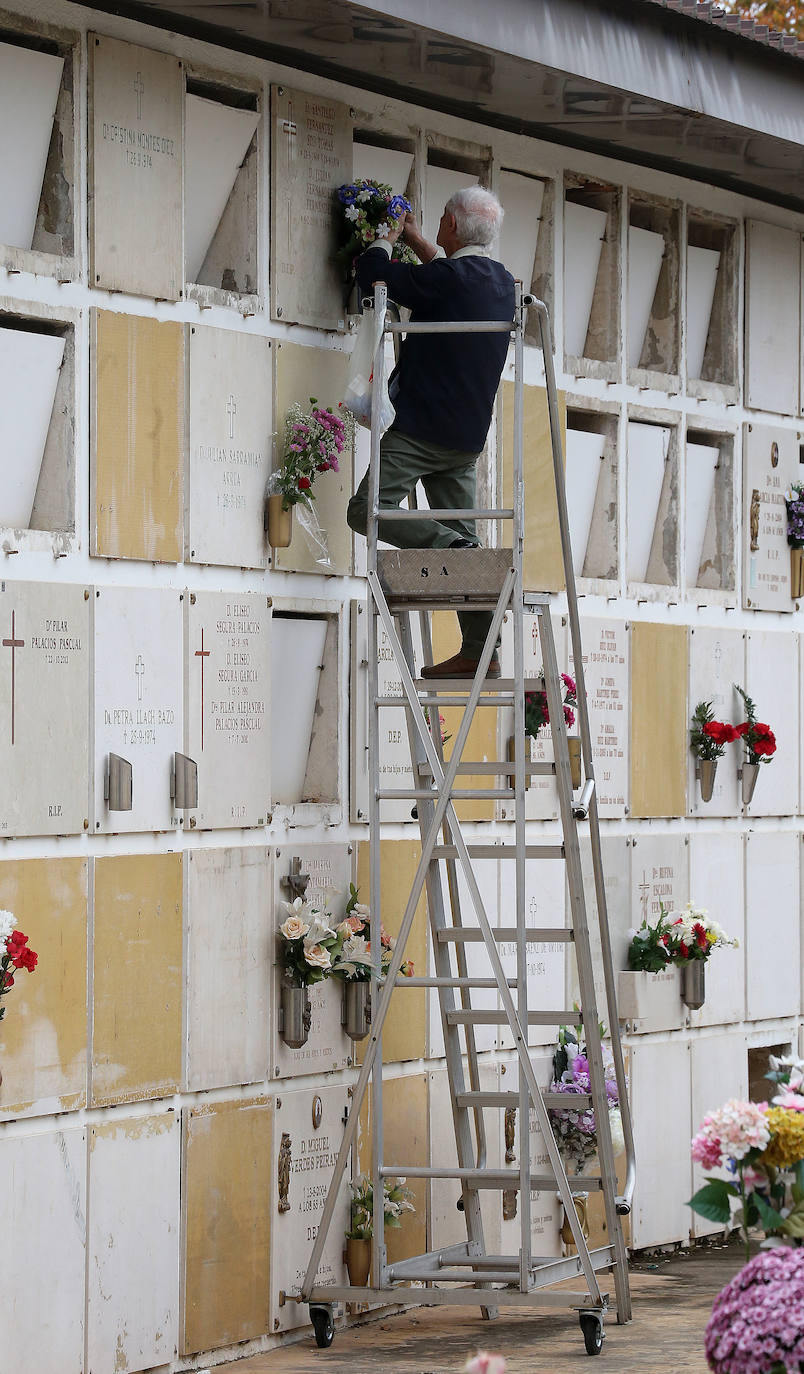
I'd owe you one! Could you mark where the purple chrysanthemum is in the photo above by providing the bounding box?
[705,1249,804,1374]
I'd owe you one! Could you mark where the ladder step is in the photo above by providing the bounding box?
[413,677,543,692]
[446,1009,582,1026]
[386,1269,521,1284]
[395,977,518,989]
[417,761,555,776]
[381,1165,601,1192]
[378,694,514,707]
[378,788,514,800]
[437,927,573,943]
[456,1091,593,1109]
[432,844,565,860]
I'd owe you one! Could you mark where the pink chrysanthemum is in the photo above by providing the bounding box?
[705,1249,804,1374]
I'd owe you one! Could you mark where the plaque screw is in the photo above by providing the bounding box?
[277,306,283,318]
[190,593,196,605]
[84,589,90,600]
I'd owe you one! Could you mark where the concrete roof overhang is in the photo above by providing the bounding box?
[82,0,804,213]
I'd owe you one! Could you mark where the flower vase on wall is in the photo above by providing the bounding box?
[741,761,760,806]
[267,493,293,549]
[681,961,706,1010]
[280,984,311,1049]
[791,546,804,600]
[343,981,371,1041]
[345,1236,371,1286]
[696,758,718,803]
[560,1193,591,1249]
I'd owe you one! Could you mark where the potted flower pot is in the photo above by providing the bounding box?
[697,758,718,803]
[681,961,706,1011]
[280,984,311,1049]
[343,981,371,1041]
[267,493,293,549]
[567,737,582,790]
[741,761,760,806]
[345,1236,371,1286]
[791,547,804,600]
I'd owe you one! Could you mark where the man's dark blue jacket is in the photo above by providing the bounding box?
[356,247,516,454]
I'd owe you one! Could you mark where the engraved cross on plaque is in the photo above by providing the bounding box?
[2,611,24,746]
[227,394,237,440]
[282,101,297,169]
[134,71,145,120]
[195,629,210,751]
[135,654,145,701]
[638,869,650,922]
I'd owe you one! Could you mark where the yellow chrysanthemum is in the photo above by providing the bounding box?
[761,1106,804,1169]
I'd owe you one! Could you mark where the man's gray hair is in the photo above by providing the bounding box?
[445,185,504,248]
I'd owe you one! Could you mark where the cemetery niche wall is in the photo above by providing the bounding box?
[0,1,803,1370]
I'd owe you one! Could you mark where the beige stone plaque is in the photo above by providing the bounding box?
[356,840,427,1065]
[89,34,182,299]
[270,85,351,330]
[358,1073,428,1268]
[501,381,567,593]
[630,622,688,818]
[185,590,271,829]
[743,423,800,612]
[187,326,272,568]
[0,580,89,836]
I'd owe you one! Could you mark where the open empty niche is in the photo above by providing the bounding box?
[0,28,74,263]
[686,216,738,390]
[270,611,338,806]
[353,132,414,199]
[184,78,259,294]
[626,418,678,586]
[424,146,489,245]
[565,408,618,580]
[0,313,73,533]
[685,428,734,592]
[627,196,680,377]
[563,179,620,368]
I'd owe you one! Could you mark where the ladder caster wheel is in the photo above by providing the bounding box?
[579,1311,604,1356]
[310,1305,335,1348]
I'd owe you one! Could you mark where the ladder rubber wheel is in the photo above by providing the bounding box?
[579,1312,604,1355]
[311,1306,335,1348]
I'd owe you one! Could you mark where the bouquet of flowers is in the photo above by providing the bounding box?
[336,179,418,274]
[269,398,354,511]
[0,909,38,1021]
[424,707,451,746]
[277,897,344,987]
[524,673,577,738]
[786,481,804,548]
[331,884,373,983]
[548,1021,623,1175]
[346,1172,415,1240]
[734,684,777,766]
[705,1249,804,1374]
[626,902,737,971]
[690,700,739,760]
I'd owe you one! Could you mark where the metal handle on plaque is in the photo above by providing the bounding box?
[171,753,198,810]
[105,753,133,811]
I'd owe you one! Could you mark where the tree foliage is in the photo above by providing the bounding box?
[721,1,804,38]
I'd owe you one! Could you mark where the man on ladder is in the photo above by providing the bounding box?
[347,184,515,679]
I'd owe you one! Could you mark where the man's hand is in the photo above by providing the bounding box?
[401,211,438,264]
[378,216,404,246]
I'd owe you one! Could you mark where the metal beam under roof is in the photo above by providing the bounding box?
[85,0,804,212]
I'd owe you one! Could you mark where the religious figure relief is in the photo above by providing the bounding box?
[750,488,761,552]
[504,1105,517,1164]
[502,1188,518,1221]
[278,1132,292,1213]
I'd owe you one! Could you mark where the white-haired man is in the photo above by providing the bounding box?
[347,185,515,678]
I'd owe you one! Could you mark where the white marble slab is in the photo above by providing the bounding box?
[93,586,183,833]
[424,164,476,246]
[563,201,606,358]
[429,1063,504,1256]
[686,246,720,379]
[350,599,423,824]
[571,618,629,819]
[743,424,800,612]
[630,1040,691,1248]
[185,95,259,283]
[270,86,351,329]
[626,421,671,582]
[745,220,801,416]
[0,325,65,529]
[185,846,272,1091]
[498,169,543,288]
[352,141,413,195]
[87,1115,179,1372]
[499,612,567,821]
[90,34,183,299]
[271,614,328,806]
[498,857,567,1050]
[690,1035,747,1237]
[627,225,664,368]
[688,626,744,818]
[685,441,719,587]
[575,835,631,1018]
[745,831,799,1021]
[629,833,689,934]
[271,1083,350,1330]
[688,833,745,1030]
[0,41,64,252]
[271,844,352,1079]
[0,1128,86,1374]
[0,580,89,836]
[187,326,271,569]
[184,590,271,829]
[744,629,799,817]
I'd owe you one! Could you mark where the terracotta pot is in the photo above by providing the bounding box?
[560,1194,590,1249]
[791,546,804,600]
[741,761,760,806]
[697,758,717,803]
[280,984,311,1049]
[267,493,293,549]
[343,980,371,1041]
[682,961,706,1010]
[567,737,582,789]
[345,1236,371,1287]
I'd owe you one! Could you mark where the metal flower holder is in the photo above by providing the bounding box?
[280,984,312,1048]
[342,980,371,1041]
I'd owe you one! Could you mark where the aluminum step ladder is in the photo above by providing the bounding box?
[299,283,635,1356]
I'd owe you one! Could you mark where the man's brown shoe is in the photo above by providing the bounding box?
[421,652,501,680]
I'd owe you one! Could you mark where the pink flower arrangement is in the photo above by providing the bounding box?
[270,397,354,510]
[691,1100,772,1170]
[705,1249,804,1374]
[463,1355,506,1374]
[524,672,577,738]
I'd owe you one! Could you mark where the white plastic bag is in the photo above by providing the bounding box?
[343,308,395,434]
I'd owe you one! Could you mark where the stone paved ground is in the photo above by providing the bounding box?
[218,1240,743,1373]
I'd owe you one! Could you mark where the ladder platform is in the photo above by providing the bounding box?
[380,1165,602,1191]
[417,760,555,776]
[456,1090,593,1109]
[378,787,515,800]
[432,844,565,859]
[412,677,543,692]
[446,1009,581,1026]
[378,548,514,603]
[437,926,573,943]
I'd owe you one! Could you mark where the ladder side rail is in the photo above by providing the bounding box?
[368,584,603,1295]
[512,288,532,1290]
[538,606,629,1314]
[532,298,635,1220]
[367,282,388,1287]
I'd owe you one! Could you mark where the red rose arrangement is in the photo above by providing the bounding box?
[690,691,776,767]
[525,672,577,739]
[0,911,39,1021]
[735,685,777,765]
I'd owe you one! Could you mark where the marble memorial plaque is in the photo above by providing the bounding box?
[688,834,744,1030]
[429,1064,504,1256]
[184,590,270,829]
[744,629,799,817]
[89,35,183,299]
[428,858,498,1058]
[688,627,744,817]
[499,612,567,822]
[746,832,799,1020]
[630,1040,691,1249]
[574,835,631,1013]
[350,599,422,824]
[188,327,271,568]
[499,1052,562,1260]
[743,424,799,612]
[271,1083,349,1331]
[498,858,566,1050]
[629,833,688,933]
[0,580,89,836]
[271,844,351,1079]
[270,86,351,330]
[690,1035,748,1236]
[93,587,182,833]
[570,618,629,819]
